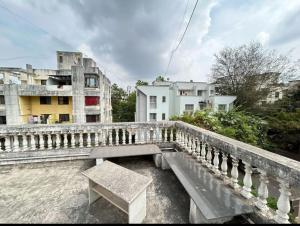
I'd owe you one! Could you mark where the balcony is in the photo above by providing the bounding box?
[17,84,72,96]
[0,121,299,223]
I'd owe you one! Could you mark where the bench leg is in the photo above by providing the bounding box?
[96,158,104,165]
[153,154,162,168]
[128,189,147,223]
[88,180,101,205]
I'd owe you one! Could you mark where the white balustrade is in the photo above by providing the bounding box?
[13,135,19,152]
[206,145,213,169]
[221,153,229,183]
[79,132,84,148]
[212,149,220,176]
[240,161,253,199]
[275,178,291,224]
[115,129,119,145]
[122,129,126,145]
[230,155,239,190]
[31,134,36,151]
[255,170,269,213]
[71,132,76,148]
[64,133,68,149]
[22,134,28,151]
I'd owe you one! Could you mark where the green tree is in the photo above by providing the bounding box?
[155,75,165,82]
[136,80,148,87]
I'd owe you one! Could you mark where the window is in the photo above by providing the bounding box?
[150,113,157,121]
[197,90,203,96]
[59,55,63,63]
[199,102,206,110]
[58,96,69,105]
[86,114,100,123]
[40,96,51,105]
[162,96,166,103]
[275,92,280,98]
[162,113,166,120]
[85,74,99,88]
[59,114,69,122]
[185,104,194,111]
[0,95,5,105]
[218,104,226,111]
[85,96,99,106]
[41,80,47,85]
[0,116,6,124]
[150,96,157,109]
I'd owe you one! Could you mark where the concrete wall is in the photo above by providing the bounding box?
[4,84,21,125]
[57,51,83,70]
[72,66,85,123]
[136,90,147,122]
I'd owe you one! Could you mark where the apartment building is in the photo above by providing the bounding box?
[136,80,236,122]
[0,51,112,125]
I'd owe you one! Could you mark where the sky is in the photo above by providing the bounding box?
[0,0,300,88]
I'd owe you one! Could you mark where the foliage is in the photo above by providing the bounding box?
[171,109,268,147]
[211,42,297,109]
[111,83,136,122]
[155,75,165,82]
[135,80,148,87]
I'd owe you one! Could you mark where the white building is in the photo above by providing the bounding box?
[136,81,236,122]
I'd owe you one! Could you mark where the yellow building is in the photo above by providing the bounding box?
[19,96,72,124]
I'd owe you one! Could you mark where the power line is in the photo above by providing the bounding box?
[165,0,199,76]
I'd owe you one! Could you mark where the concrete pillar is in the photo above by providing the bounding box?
[71,66,85,123]
[4,84,22,125]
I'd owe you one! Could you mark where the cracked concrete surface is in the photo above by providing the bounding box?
[0,156,191,223]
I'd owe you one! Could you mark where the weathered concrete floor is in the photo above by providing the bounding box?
[0,157,191,223]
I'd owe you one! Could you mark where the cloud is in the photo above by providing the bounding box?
[256,32,270,46]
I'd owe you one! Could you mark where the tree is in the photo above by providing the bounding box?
[136,80,148,87]
[111,83,136,122]
[211,42,297,109]
[155,75,165,82]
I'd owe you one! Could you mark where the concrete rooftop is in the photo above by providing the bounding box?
[0,156,248,224]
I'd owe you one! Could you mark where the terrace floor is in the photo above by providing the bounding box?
[0,156,248,224]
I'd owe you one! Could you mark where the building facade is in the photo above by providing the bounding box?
[0,51,112,125]
[136,81,236,122]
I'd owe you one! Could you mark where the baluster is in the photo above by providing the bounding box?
[212,148,221,176]
[255,170,269,213]
[221,153,229,183]
[39,134,44,150]
[164,128,168,142]
[147,129,151,143]
[22,134,28,151]
[128,130,132,144]
[200,142,206,164]
[94,131,99,147]
[56,133,61,149]
[241,161,253,199]
[63,133,68,149]
[176,129,180,144]
[31,134,36,151]
[13,135,19,152]
[184,133,188,149]
[274,178,291,224]
[122,129,126,144]
[135,129,139,144]
[192,137,197,157]
[103,130,107,146]
[188,135,193,154]
[170,128,174,142]
[140,128,145,144]
[79,132,84,148]
[71,132,76,148]
[87,131,91,148]
[108,130,112,146]
[230,155,240,190]
[47,133,52,149]
[196,139,201,161]
[115,128,119,145]
[206,145,213,169]
[158,127,162,142]
[5,136,11,152]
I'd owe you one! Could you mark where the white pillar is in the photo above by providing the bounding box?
[108,130,112,146]
[255,170,269,213]
[94,132,99,147]
[39,134,44,150]
[221,153,229,183]
[230,155,239,190]
[115,129,119,145]
[196,140,201,162]
[129,130,132,144]
[64,133,68,149]
[200,143,206,164]
[79,132,84,148]
[240,161,253,199]
[275,178,291,224]
[158,127,162,142]
[122,129,126,145]
[13,135,19,152]
[140,128,145,144]
[103,130,107,146]
[47,133,53,150]
[206,145,213,169]
[71,132,76,148]
[164,128,168,142]
[22,134,28,151]
[31,134,36,151]
[5,136,11,152]
[87,132,91,148]
[213,149,220,176]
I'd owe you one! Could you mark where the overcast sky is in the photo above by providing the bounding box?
[0,0,299,88]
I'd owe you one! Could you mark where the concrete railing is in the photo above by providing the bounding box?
[175,121,300,224]
[0,120,299,223]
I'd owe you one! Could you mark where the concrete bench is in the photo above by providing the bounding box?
[82,160,152,223]
[162,152,253,223]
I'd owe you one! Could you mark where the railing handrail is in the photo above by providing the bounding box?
[175,120,300,186]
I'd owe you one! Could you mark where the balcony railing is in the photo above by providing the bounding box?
[0,121,299,223]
